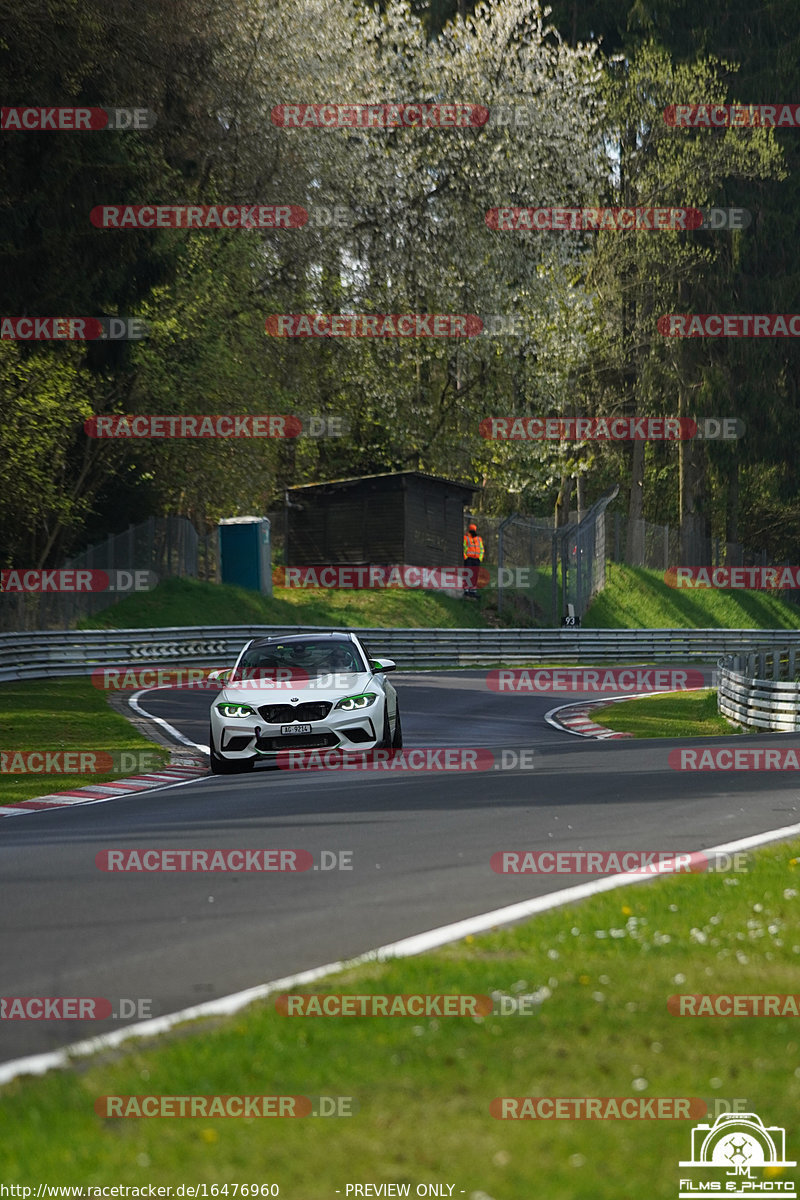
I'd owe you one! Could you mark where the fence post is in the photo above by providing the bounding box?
[498,515,513,618]
[576,529,583,619]
[529,520,536,623]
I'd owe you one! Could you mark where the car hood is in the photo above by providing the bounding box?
[219,671,374,705]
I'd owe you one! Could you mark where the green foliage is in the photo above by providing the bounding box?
[4,0,800,576]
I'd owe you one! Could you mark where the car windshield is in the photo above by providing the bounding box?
[232,640,365,681]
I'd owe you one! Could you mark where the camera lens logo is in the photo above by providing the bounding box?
[679,1112,796,1197]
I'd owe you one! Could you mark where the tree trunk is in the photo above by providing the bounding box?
[725,458,740,564]
[576,473,586,524]
[679,390,708,564]
[625,440,645,564]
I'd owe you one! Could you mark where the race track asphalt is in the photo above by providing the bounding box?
[2,668,798,1064]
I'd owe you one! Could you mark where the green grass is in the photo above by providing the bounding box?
[584,562,800,628]
[80,576,500,630]
[77,562,800,633]
[2,837,799,1195]
[0,679,170,804]
[591,689,742,738]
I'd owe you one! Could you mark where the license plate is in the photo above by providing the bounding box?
[280,724,313,735]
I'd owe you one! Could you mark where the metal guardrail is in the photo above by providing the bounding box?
[5,626,800,684]
[718,647,800,731]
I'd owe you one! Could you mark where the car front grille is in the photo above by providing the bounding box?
[257,702,333,724]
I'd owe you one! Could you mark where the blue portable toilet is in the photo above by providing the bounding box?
[217,517,272,596]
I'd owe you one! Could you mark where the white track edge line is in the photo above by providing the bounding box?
[128,689,209,753]
[2,817,800,1088]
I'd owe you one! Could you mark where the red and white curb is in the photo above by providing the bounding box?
[0,760,208,818]
[546,686,709,740]
[547,697,634,739]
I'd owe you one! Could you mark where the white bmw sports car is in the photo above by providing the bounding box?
[207,631,401,774]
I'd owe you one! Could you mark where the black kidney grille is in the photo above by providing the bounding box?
[257,702,332,724]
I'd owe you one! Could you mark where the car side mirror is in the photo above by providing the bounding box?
[370,659,396,673]
[208,668,232,682]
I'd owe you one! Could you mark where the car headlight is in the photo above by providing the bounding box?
[334,692,377,711]
[217,703,255,718]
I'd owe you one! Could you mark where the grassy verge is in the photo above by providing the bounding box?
[78,564,800,632]
[80,577,504,630]
[0,679,171,804]
[1,838,799,1194]
[584,562,800,628]
[591,689,742,738]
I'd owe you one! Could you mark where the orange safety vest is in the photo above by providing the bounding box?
[463,533,484,561]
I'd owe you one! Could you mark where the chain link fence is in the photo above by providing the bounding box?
[464,487,618,625]
[1,511,289,631]
[4,496,794,632]
[1,517,201,631]
[607,514,773,572]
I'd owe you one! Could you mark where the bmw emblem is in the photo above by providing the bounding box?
[290,697,299,702]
